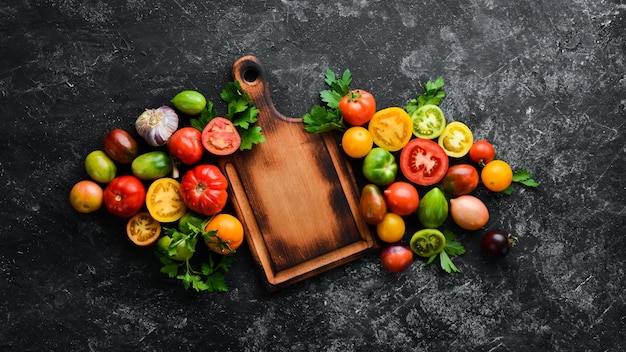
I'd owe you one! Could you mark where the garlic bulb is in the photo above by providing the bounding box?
[135,106,179,147]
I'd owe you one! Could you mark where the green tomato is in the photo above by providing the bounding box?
[417,187,449,228]
[131,151,173,180]
[362,147,397,187]
[171,90,207,115]
[178,211,209,234]
[157,235,193,261]
[84,150,116,183]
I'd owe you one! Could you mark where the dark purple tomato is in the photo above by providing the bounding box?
[380,244,413,273]
[440,164,479,196]
[482,229,516,257]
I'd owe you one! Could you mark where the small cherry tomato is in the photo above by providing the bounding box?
[481,160,513,192]
[482,229,518,258]
[204,214,244,254]
[202,117,241,156]
[69,180,103,213]
[376,213,406,243]
[440,164,479,196]
[126,212,161,246]
[368,107,413,152]
[383,181,419,216]
[341,126,373,158]
[168,127,204,165]
[438,121,474,158]
[449,195,489,230]
[469,139,495,166]
[380,243,413,273]
[103,128,139,164]
[338,89,376,126]
[103,175,146,218]
[399,138,449,186]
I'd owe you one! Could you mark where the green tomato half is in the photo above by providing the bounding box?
[362,147,397,187]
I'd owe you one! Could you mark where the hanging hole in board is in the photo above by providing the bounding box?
[242,67,259,83]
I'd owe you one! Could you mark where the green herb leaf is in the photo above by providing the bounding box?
[406,76,446,115]
[439,251,460,273]
[238,125,265,150]
[303,69,350,134]
[221,80,265,150]
[190,101,218,132]
[512,168,540,187]
[303,105,344,134]
[424,230,464,273]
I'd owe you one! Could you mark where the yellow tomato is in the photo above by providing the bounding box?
[481,160,513,192]
[145,178,187,223]
[438,121,473,158]
[341,126,373,158]
[368,107,413,152]
[376,213,406,243]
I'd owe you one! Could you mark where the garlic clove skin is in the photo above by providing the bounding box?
[135,106,179,147]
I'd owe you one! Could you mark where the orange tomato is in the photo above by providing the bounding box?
[145,178,187,223]
[69,180,103,213]
[481,160,513,192]
[341,126,373,158]
[126,212,162,246]
[376,213,406,243]
[204,214,244,254]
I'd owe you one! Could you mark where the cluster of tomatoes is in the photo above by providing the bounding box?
[337,89,518,273]
[68,91,245,262]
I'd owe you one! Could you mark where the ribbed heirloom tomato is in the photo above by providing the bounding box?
[180,164,229,216]
[368,107,413,152]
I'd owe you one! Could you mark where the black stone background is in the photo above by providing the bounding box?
[1,1,625,351]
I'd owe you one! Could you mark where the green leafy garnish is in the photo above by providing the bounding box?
[302,69,351,133]
[405,76,446,116]
[156,224,235,292]
[501,168,540,195]
[189,81,265,151]
[425,230,465,273]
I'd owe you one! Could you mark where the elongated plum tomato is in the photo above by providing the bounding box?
[383,181,419,216]
[168,127,204,165]
[171,90,207,116]
[440,164,479,196]
[399,138,449,186]
[469,139,495,165]
[410,104,446,139]
[69,180,103,213]
[338,89,376,126]
[204,214,244,254]
[202,117,241,155]
[341,126,373,158]
[481,160,513,192]
[359,184,387,225]
[380,243,413,273]
[368,107,413,152]
[103,128,139,164]
[126,212,161,246]
[438,121,473,158]
[103,175,146,218]
[84,150,116,184]
[449,195,489,230]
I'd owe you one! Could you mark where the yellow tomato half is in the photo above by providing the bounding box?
[438,121,473,158]
[145,178,187,223]
[368,107,413,152]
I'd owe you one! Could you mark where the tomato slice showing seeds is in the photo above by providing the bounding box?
[146,178,187,223]
[410,229,446,258]
[126,212,162,246]
[399,138,449,186]
[438,121,473,158]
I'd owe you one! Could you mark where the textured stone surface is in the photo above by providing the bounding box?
[1,0,624,351]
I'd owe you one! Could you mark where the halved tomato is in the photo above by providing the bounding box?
[438,121,473,158]
[201,117,241,156]
[145,178,187,223]
[126,212,162,246]
[367,107,413,152]
[399,138,449,186]
[411,104,446,139]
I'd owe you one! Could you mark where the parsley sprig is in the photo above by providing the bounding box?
[302,69,352,133]
[425,230,465,273]
[190,80,265,150]
[406,76,446,115]
[156,223,235,292]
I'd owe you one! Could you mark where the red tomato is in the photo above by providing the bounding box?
[201,117,241,156]
[168,127,204,165]
[383,181,419,216]
[103,128,139,164]
[469,140,495,166]
[103,175,146,217]
[440,164,479,196]
[380,244,413,273]
[338,89,376,126]
[399,138,449,186]
[180,164,229,216]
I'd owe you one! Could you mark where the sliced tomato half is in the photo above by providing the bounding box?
[126,212,162,246]
[399,138,449,186]
[201,117,241,156]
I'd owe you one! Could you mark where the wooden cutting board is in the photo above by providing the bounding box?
[219,56,377,292]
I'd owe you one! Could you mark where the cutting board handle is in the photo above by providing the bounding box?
[232,55,301,123]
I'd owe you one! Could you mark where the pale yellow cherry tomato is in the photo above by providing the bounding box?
[376,213,406,243]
